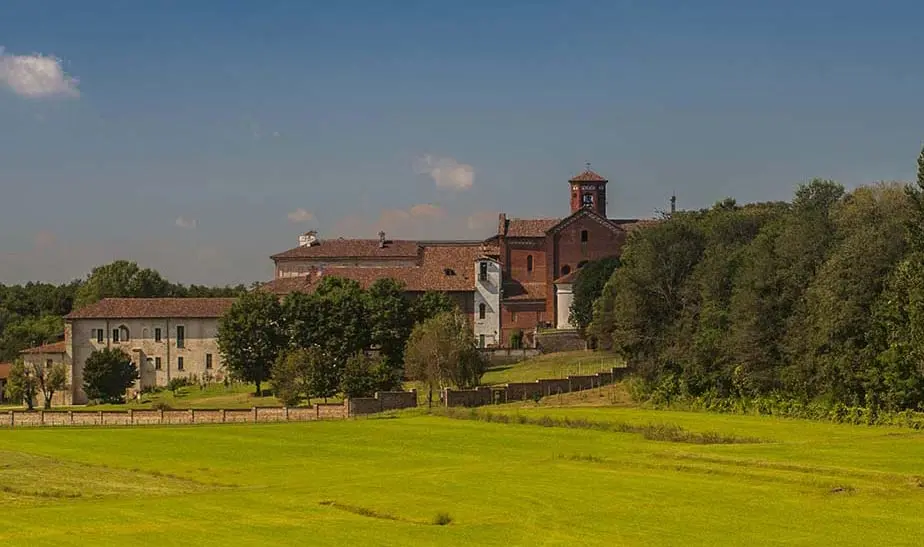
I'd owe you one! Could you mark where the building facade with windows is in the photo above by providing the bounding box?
[63,298,234,404]
[263,168,655,347]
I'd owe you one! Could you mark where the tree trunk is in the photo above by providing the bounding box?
[255,381,261,397]
[43,394,52,410]
[427,386,433,409]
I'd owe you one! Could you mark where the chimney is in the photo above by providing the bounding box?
[378,230,386,248]
[670,194,677,215]
[299,230,318,247]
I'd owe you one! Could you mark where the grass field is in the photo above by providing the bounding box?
[2,405,923,545]
[481,350,622,385]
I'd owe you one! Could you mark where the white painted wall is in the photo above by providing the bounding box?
[555,283,575,329]
[473,259,501,347]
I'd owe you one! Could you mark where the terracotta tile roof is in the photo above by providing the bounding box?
[554,270,580,284]
[502,281,547,301]
[503,218,560,238]
[66,298,237,320]
[21,341,66,354]
[609,218,660,231]
[263,242,492,295]
[0,363,11,380]
[271,239,420,260]
[569,169,608,183]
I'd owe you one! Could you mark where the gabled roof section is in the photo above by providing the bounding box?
[66,298,237,320]
[271,239,421,260]
[21,341,66,354]
[502,281,547,301]
[554,270,580,284]
[501,218,561,238]
[546,206,623,236]
[569,169,608,183]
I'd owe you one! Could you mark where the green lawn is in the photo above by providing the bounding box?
[2,407,922,545]
[481,350,623,385]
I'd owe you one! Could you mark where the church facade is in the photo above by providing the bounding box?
[263,168,653,347]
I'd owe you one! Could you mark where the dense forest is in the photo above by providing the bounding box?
[590,147,924,412]
[0,260,247,362]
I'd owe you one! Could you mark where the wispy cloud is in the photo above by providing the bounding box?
[175,217,198,229]
[287,208,316,223]
[0,47,80,98]
[414,155,474,191]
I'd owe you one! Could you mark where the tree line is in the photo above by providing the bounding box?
[590,147,924,412]
[0,260,247,362]
[218,277,484,407]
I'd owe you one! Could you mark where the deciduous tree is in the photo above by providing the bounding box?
[83,348,138,404]
[218,291,285,396]
[405,310,485,408]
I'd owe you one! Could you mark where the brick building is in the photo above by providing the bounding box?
[263,168,653,347]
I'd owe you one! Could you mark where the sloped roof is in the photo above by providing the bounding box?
[609,218,660,231]
[271,239,420,260]
[263,242,492,295]
[554,270,580,284]
[66,298,237,319]
[503,218,561,238]
[569,169,608,183]
[21,341,66,354]
[502,281,547,301]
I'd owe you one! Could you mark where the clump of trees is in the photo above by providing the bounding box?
[405,310,487,408]
[569,256,620,335]
[590,146,924,412]
[218,277,461,403]
[4,360,68,410]
[83,348,139,404]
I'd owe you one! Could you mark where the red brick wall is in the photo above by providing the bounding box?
[500,302,546,346]
[504,244,547,283]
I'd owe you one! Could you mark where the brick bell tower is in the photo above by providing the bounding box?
[569,163,608,217]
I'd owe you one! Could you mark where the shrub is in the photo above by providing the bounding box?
[432,512,453,526]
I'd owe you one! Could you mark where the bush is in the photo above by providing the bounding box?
[432,512,453,526]
[167,377,192,396]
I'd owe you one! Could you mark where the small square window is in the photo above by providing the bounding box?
[154,357,162,370]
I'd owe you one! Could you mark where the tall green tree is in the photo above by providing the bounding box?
[410,291,457,324]
[569,257,620,335]
[405,310,485,407]
[218,291,285,396]
[83,348,138,404]
[35,362,68,409]
[4,361,38,410]
[74,260,174,308]
[271,348,312,407]
[366,278,413,368]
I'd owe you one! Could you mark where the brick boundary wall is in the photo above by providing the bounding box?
[444,366,632,407]
[0,390,418,429]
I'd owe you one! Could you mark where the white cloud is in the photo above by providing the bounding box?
[175,217,198,229]
[414,155,474,191]
[0,47,80,98]
[287,208,316,223]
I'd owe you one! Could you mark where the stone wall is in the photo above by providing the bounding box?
[0,391,417,428]
[535,330,587,353]
[444,366,631,408]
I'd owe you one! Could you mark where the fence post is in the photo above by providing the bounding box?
[221,409,226,423]
[68,410,73,426]
[40,410,45,426]
[129,408,134,426]
[98,410,103,425]
[189,409,195,424]
[316,404,320,419]
[284,407,289,421]
[160,408,165,425]
[252,407,258,423]
[9,411,14,428]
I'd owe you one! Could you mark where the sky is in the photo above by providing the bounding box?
[1,0,922,285]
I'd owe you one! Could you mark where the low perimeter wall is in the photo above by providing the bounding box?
[1,390,418,428]
[443,366,632,408]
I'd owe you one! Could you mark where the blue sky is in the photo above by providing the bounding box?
[1,0,922,285]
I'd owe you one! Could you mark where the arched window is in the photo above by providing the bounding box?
[561,265,571,276]
[479,303,486,320]
[115,325,130,343]
[581,230,588,243]
[526,255,533,272]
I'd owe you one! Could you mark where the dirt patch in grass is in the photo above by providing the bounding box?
[319,500,454,526]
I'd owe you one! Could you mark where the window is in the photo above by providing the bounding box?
[582,193,594,207]
[561,265,571,276]
[510,311,517,323]
[177,357,184,371]
[479,303,486,320]
[479,261,488,281]
[112,329,120,343]
[97,329,104,344]
[154,357,162,370]
[206,353,213,370]
[46,359,53,368]
[526,255,533,272]
[581,230,588,243]
[479,334,485,348]
[154,328,162,343]
[176,326,185,348]
[118,325,129,343]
